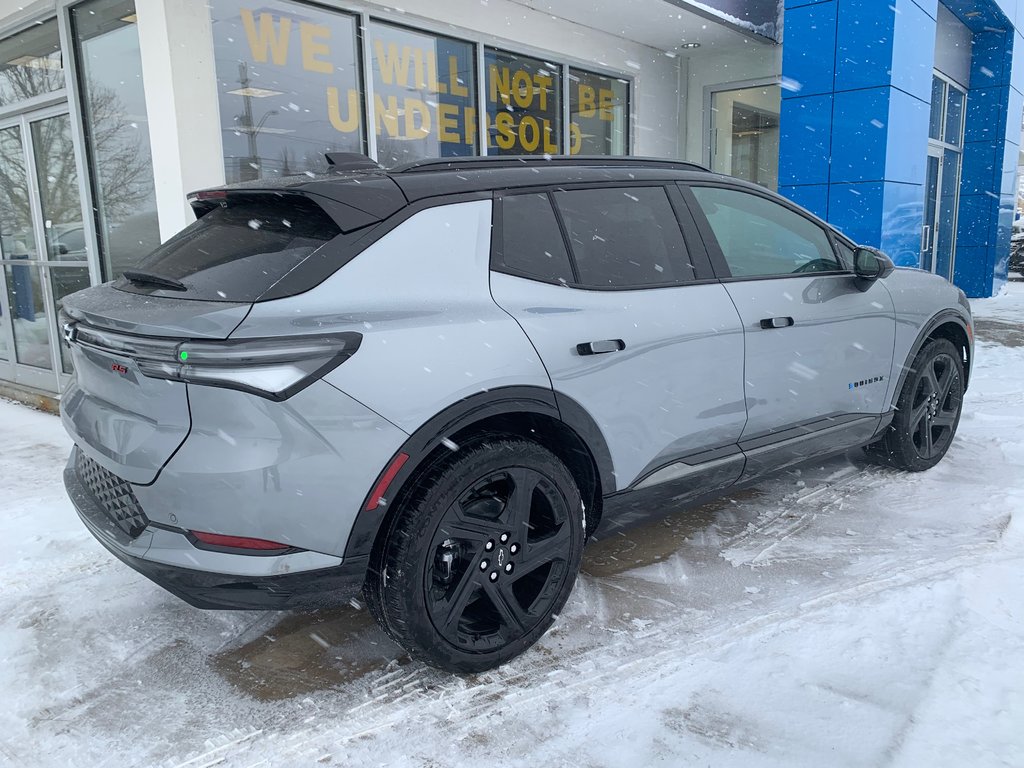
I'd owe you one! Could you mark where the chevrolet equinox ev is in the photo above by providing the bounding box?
[60,154,973,671]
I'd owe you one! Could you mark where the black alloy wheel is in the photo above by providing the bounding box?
[866,337,964,471]
[907,350,961,460]
[365,438,585,672]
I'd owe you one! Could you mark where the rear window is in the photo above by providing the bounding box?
[116,193,342,302]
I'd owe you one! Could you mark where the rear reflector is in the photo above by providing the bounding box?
[365,452,410,511]
[191,530,290,551]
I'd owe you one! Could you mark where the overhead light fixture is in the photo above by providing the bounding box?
[679,42,701,49]
[120,13,138,23]
[227,86,284,98]
[6,55,62,70]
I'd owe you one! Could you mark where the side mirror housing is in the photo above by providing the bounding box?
[853,247,895,281]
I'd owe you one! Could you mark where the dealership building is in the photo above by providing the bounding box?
[0,0,1021,402]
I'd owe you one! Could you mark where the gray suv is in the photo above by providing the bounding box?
[60,155,973,672]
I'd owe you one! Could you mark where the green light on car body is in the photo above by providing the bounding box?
[179,351,188,361]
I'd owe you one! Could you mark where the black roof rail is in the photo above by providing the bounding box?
[324,152,384,171]
[390,155,711,174]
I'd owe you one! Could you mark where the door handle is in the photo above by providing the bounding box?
[759,317,794,329]
[576,339,626,355]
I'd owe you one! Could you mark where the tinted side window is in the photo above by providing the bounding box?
[553,186,691,288]
[498,193,575,284]
[689,186,841,277]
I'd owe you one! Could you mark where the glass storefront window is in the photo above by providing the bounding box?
[368,23,477,167]
[4,263,50,370]
[0,125,39,262]
[71,0,160,280]
[211,0,364,181]
[0,20,64,107]
[485,48,561,155]
[929,75,944,141]
[31,114,89,263]
[568,69,628,155]
[944,84,964,147]
[709,83,780,191]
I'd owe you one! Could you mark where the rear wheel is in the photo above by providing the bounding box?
[866,337,964,471]
[365,438,585,672]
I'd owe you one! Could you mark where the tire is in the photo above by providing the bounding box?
[866,337,964,471]
[364,437,585,673]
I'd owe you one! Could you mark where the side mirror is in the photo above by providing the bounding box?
[853,247,895,281]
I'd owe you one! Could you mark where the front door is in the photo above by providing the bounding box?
[0,107,94,391]
[684,183,897,473]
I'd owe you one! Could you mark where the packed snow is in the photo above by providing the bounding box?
[1,283,1023,767]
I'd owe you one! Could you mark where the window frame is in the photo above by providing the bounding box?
[679,181,853,282]
[491,182,707,292]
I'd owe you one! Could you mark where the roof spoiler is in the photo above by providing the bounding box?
[324,152,383,171]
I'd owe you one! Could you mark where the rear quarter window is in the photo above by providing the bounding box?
[496,193,575,284]
[116,193,342,302]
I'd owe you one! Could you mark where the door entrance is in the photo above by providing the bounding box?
[0,107,94,392]
[921,74,966,282]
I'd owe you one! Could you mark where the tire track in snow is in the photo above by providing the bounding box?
[166,502,1015,767]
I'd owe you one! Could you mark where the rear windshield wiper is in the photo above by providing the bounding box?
[122,270,188,292]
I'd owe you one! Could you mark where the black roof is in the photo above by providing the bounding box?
[190,154,725,231]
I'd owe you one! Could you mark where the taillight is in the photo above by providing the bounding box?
[63,320,360,400]
[190,530,291,551]
[137,333,360,400]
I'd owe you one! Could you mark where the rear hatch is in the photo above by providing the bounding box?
[61,189,368,484]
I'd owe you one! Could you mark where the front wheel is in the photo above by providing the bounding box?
[866,337,964,471]
[365,438,585,672]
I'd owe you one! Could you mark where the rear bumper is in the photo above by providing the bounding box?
[64,448,368,610]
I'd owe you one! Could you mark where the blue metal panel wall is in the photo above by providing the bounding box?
[779,0,1024,297]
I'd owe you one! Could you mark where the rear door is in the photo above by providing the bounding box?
[681,183,896,473]
[489,184,747,494]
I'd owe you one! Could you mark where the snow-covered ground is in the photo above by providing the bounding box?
[1,286,1023,767]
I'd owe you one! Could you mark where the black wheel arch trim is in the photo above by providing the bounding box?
[890,309,972,409]
[343,385,615,561]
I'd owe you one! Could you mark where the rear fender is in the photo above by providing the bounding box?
[342,386,614,561]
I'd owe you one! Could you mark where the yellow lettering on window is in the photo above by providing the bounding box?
[404,98,432,138]
[569,122,582,154]
[533,74,552,111]
[374,41,411,86]
[438,103,460,143]
[495,111,516,149]
[578,85,596,118]
[374,93,401,136]
[464,106,477,145]
[519,115,540,151]
[511,70,533,109]
[449,56,469,98]
[427,52,445,93]
[599,88,615,121]
[327,87,360,132]
[241,9,291,66]
[299,22,332,74]
[543,119,558,153]
[489,65,511,106]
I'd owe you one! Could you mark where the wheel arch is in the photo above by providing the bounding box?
[345,386,614,569]
[891,310,972,409]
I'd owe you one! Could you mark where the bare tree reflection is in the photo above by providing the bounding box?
[0,66,149,230]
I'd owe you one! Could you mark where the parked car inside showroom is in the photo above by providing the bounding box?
[59,154,973,672]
